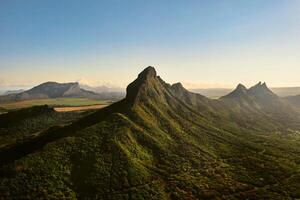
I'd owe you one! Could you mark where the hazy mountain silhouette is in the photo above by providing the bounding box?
[191,86,300,98]
[221,81,299,128]
[0,82,102,102]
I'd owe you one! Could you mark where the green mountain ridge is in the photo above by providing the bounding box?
[0,67,300,199]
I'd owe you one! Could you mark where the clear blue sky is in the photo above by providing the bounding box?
[0,0,299,89]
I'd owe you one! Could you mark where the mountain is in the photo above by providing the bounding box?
[3,89,26,95]
[248,82,278,101]
[191,86,300,98]
[0,82,101,103]
[0,67,300,199]
[222,82,299,128]
[221,82,278,108]
[222,84,248,99]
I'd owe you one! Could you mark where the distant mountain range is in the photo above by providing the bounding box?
[0,82,124,103]
[0,82,99,102]
[191,86,300,98]
[1,67,300,199]
[1,82,300,103]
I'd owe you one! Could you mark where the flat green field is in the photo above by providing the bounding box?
[0,98,111,110]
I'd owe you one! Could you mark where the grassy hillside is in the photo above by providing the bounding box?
[0,67,300,199]
[283,95,300,112]
[0,105,91,148]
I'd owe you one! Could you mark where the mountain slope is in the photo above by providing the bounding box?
[0,105,88,148]
[0,82,100,103]
[221,82,300,129]
[191,87,300,98]
[0,67,300,199]
[283,95,300,112]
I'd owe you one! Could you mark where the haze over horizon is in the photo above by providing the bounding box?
[1,0,300,89]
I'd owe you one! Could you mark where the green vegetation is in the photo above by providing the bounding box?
[0,98,110,110]
[0,105,92,148]
[0,107,7,115]
[0,67,300,199]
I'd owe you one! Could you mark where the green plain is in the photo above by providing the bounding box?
[0,98,111,110]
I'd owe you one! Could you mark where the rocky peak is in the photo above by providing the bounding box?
[222,83,248,99]
[125,66,158,103]
[248,82,278,100]
[171,82,185,91]
[137,66,157,80]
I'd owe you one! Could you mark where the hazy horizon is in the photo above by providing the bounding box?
[1,0,300,89]
[2,78,300,93]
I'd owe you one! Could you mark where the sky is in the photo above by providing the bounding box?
[0,0,300,90]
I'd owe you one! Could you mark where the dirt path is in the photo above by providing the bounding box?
[54,105,107,112]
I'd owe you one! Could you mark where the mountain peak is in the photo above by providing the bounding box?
[251,81,269,89]
[0,81,100,103]
[249,81,270,92]
[236,83,247,91]
[137,66,157,79]
[248,81,278,100]
[171,82,184,89]
[27,82,81,98]
[222,83,248,99]
[35,81,79,89]
[222,82,278,102]
[170,82,188,96]
[125,66,158,103]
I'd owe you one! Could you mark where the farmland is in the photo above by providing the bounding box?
[0,98,111,112]
[54,104,107,112]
